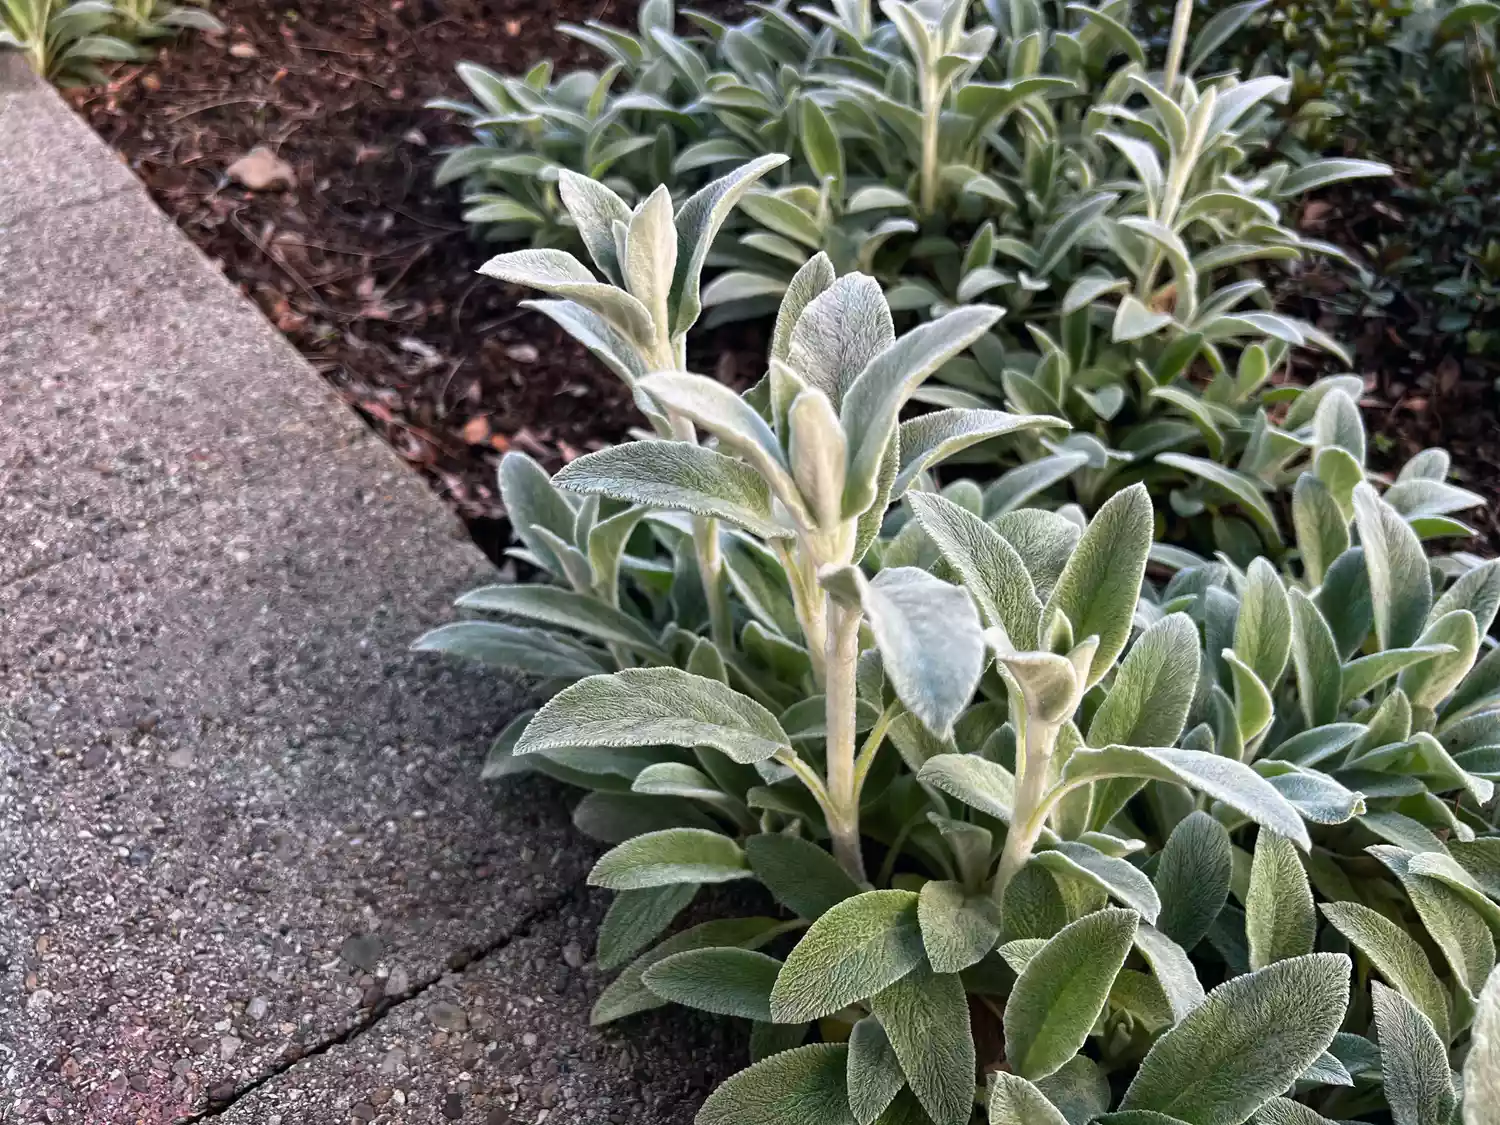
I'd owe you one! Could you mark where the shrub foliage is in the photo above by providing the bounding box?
[430,0,1402,559]
[417,153,1500,1124]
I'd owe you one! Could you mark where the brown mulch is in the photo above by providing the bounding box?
[73,0,702,559]
[1286,196,1500,551]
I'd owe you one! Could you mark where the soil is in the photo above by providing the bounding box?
[1284,193,1500,550]
[73,0,753,561]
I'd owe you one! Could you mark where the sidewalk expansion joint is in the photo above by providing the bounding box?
[180,884,584,1122]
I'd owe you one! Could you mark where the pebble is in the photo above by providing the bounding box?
[379,1048,406,1076]
[561,941,583,969]
[340,933,383,971]
[247,996,270,1021]
[428,1001,468,1032]
[506,344,539,364]
[226,147,297,192]
[229,41,258,56]
[442,1092,464,1120]
[219,1036,242,1061]
[385,966,409,995]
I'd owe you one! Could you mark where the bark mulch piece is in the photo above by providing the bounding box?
[73,0,670,559]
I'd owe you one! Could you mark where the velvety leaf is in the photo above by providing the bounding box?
[1154,811,1233,950]
[1254,1098,1341,1125]
[896,409,1065,497]
[770,891,925,1022]
[597,884,698,970]
[498,450,582,575]
[918,754,1016,822]
[1236,558,1292,689]
[1292,473,1349,586]
[1341,645,1457,704]
[1157,454,1279,545]
[479,247,655,342]
[840,306,1005,517]
[1288,590,1342,727]
[870,962,975,1125]
[848,1016,905,1125]
[518,667,790,764]
[787,273,894,408]
[1321,901,1449,1043]
[745,833,861,921]
[555,442,790,538]
[986,1073,1069,1125]
[860,567,986,739]
[642,947,781,1020]
[1134,922,1207,1022]
[672,155,789,336]
[1431,559,1500,636]
[1371,846,1497,999]
[1372,982,1457,1125]
[1042,483,1154,688]
[1062,746,1311,849]
[918,880,1003,974]
[1004,908,1138,1080]
[558,168,632,282]
[907,492,1043,649]
[590,828,749,890]
[1120,954,1352,1124]
[1032,842,1161,923]
[638,372,793,496]
[750,1019,811,1062]
[412,621,605,681]
[1353,482,1433,650]
[697,1043,855,1125]
[1466,964,1500,1122]
[989,509,1081,600]
[456,584,664,655]
[1246,831,1315,969]
[1087,613,1200,749]
[592,916,786,1024]
[1399,610,1480,711]
[1259,764,1365,824]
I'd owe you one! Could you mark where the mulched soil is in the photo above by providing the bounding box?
[73,7,1500,557]
[1285,193,1500,550]
[73,0,751,560]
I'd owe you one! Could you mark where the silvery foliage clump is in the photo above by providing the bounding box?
[413,156,1500,1124]
[427,0,1398,556]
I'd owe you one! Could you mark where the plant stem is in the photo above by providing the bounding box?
[991,719,1059,903]
[1161,0,1195,95]
[825,600,868,884]
[694,516,734,650]
[918,78,941,215]
[774,539,828,686]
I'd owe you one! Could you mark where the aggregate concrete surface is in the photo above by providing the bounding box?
[0,53,738,1123]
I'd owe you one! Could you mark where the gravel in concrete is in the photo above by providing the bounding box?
[211,895,743,1125]
[0,437,586,1121]
[0,168,362,586]
[0,55,140,218]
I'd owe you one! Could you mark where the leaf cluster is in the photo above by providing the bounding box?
[416,159,1500,1125]
[1,0,221,85]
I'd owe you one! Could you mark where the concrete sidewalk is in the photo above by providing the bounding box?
[0,55,734,1123]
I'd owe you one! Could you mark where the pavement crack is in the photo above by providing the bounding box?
[180,887,581,1122]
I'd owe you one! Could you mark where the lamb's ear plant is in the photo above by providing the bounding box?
[1,0,137,84]
[412,161,1500,1125]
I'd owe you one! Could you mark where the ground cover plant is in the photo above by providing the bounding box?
[418,156,1500,1124]
[430,0,1407,560]
[1,0,220,84]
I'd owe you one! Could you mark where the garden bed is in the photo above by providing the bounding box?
[72,0,1500,555]
[74,0,664,559]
